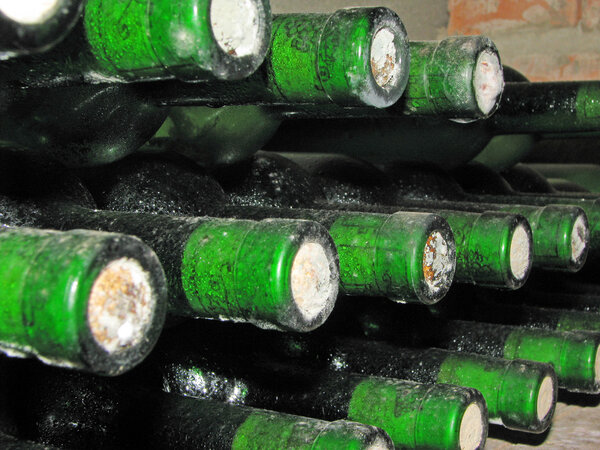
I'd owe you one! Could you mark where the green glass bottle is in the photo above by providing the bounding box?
[77,154,457,304]
[491,80,600,134]
[278,152,534,289]
[0,196,340,332]
[0,84,169,167]
[169,320,556,434]
[333,298,600,394]
[264,79,600,167]
[146,34,502,166]
[527,164,600,194]
[196,205,456,305]
[2,0,272,86]
[152,345,488,449]
[396,36,503,120]
[435,288,600,334]
[0,359,394,450]
[0,0,83,59]
[0,227,167,375]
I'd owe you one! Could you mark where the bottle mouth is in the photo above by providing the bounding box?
[422,231,454,295]
[87,257,155,354]
[571,214,588,264]
[291,242,335,322]
[0,0,61,24]
[370,27,401,89]
[459,402,485,450]
[509,223,531,282]
[210,0,263,58]
[536,375,555,422]
[473,49,504,116]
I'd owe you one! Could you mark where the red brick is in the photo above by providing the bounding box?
[582,0,600,29]
[448,0,583,34]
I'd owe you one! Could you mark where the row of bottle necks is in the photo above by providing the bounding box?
[2,1,599,171]
[1,150,600,447]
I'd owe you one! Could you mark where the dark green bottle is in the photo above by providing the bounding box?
[219,151,583,274]
[278,152,534,289]
[168,320,556,433]
[433,287,600,333]
[450,167,600,263]
[395,36,503,120]
[0,84,169,167]
[0,198,340,332]
[152,8,410,108]
[80,154,457,304]
[2,0,272,86]
[329,298,600,394]
[145,35,502,167]
[0,359,394,450]
[0,227,167,375]
[0,0,83,59]
[149,344,488,449]
[264,79,600,167]
[191,205,456,305]
[527,163,600,194]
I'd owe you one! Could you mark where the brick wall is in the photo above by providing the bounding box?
[448,0,600,81]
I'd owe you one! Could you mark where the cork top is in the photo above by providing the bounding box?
[474,49,503,116]
[423,231,453,295]
[370,27,401,89]
[510,223,531,281]
[459,403,485,450]
[87,257,155,354]
[291,242,334,322]
[571,214,588,264]
[211,0,263,57]
[537,375,555,422]
[0,0,61,24]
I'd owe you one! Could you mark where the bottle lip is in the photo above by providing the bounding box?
[473,49,504,117]
[290,241,336,323]
[570,213,589,266]
[208,0,272,80]
[536,375,555,422]
[459,402,485,450]
[81,234,167,376]
[509,222,532,283]
[87,257,156,355]
[422,230,455,298]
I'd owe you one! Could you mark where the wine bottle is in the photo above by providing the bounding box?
[448,164,600,262]
[433,287,600,333]
[0,359,394,450]
[277,152,534,288]
[264,79,600,167]
[0,84,169,167]
[0,198,340,332]
[500,287,600,314]
[148,343,488,449]
[375,161,591,272]
[81,154,457,304]
[0,0,83,59]
[1,0,272,86]
[527,163,600,194]
[0,226,167,375]
[164,320,556,433]
[329,297,600,394]
[227,151,581,275]
[151,8,410,109]
[144,35,502,167]
[153,35,500,118]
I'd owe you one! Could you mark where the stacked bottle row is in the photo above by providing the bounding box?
[2,1,600,448]
[2,148,600,447]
